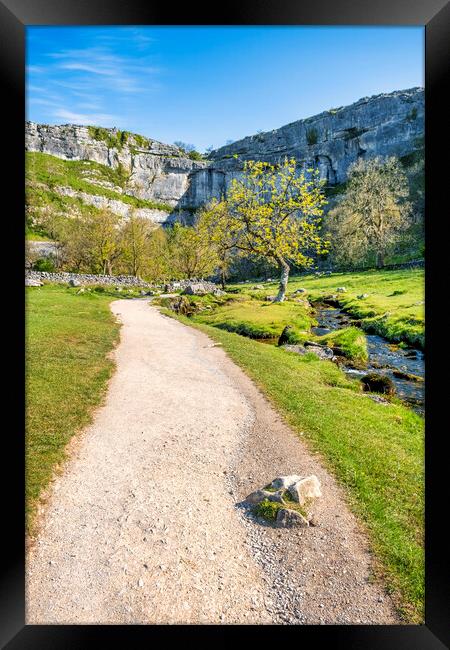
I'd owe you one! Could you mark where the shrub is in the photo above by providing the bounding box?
[406,107,418,122]
[306,128,318,145]
[33,257,55,272]
[361,372,395,395]
[253,498,282,520]
[188,150,203,161]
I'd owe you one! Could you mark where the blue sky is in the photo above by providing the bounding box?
[26,26,424,152]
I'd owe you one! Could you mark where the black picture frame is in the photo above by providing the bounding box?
[1,1,449,647]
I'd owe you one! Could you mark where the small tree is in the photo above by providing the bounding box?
[225,159,328,301]
[59,208,123,274]
[196,199,236,289]
[120,212,152,278]
[167,221,219,279]
[145,226,172,281]
[173,141,196,153]
[328,156,411,269]
[86,209,123,275]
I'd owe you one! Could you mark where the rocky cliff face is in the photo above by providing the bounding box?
[26,122,209,215]
[208,87,424,186]
[25,87,424,221]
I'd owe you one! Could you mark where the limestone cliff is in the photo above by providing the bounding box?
[25,87,424,223]
[208,87,424,186]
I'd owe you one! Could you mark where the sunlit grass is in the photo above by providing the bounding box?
[163,308,424,622]
[26,285,120,533]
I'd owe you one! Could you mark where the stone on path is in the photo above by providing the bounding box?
[276,508,309,528]
[288,476,322,505]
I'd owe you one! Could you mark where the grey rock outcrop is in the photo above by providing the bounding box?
[245,489,285,505]
[276,508,309,528]
[25,87,424,220]
[55,186,175,224]
[26,122,211,222]
[271,475,303,490]
[209,87,424,186]
[288,476,322,505]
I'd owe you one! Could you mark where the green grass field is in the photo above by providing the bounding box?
[191,297,311,339]
[26,285,120,533]
[163,309,424,622]
[230,268,424,348]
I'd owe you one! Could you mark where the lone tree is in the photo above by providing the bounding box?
[225,158,328,301]
[328,156,411,269]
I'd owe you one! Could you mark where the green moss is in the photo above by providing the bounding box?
[278,325,307,346]
[254,498,281,520]
[316,326,368,365]
[254,495,308,522]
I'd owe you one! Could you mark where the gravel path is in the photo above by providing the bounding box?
[26,299,399,624]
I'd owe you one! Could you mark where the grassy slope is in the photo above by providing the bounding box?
[231,268,424,348]
[26,285,120,533]
[26,151,173,214]
[191,298,311,339]
[163,309,424,622]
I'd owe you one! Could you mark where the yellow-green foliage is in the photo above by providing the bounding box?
[226,159,328,268]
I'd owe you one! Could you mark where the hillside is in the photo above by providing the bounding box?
[26,87,424,239]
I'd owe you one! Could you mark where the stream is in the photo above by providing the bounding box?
[311,304,425,415]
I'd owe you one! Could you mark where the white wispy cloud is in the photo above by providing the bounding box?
[49,47,160,93]
[26,65,46,75]
[52,108,120,126]
[28,34,163,127]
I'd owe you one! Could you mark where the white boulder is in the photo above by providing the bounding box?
[288,476,322,505]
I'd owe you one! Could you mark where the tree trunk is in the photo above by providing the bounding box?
[221,269,226,290]
[274,259,290,302]
[376,251,385,269]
